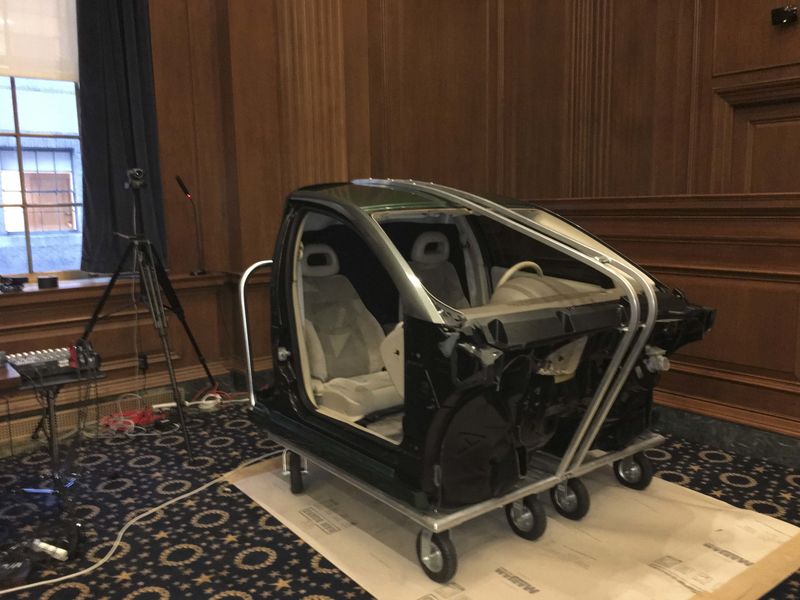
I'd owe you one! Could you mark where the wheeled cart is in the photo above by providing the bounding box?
[237,180,713,584]
[239,254,665,582]
[272,429,662,583]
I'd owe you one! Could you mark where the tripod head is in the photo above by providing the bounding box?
[125,168,146,191]
[120,167,148,240]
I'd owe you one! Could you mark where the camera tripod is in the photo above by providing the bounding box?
[79,168,216,460]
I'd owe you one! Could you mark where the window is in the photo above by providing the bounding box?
[0,76,82,275]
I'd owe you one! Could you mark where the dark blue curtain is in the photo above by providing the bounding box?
[77,0,166,273]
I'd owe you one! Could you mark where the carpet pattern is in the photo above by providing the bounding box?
[645,439,799,599]
[0,405,796,599]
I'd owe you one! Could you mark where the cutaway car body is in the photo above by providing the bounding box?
[247,180,715,510]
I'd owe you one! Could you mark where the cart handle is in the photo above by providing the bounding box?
[239,260,274,408]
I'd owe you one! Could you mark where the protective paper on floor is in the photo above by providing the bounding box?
[229,457,799,600]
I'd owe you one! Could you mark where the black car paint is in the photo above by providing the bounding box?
[251,185,716,510]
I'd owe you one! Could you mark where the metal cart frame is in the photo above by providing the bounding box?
[271,429,663,535]
[238,180,666,582]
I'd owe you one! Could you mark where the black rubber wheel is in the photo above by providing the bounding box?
[550,478,590,520]
[288,452,304,494]
[416,530,457,583]
[613,452,654,490]
[505,495,547,540]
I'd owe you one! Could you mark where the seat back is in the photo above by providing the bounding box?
[301,244,385,381]
[409,231,470,309]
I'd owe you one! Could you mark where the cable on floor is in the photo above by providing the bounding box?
[0,449,283,596]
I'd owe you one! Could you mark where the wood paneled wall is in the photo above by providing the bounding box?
[7,1,798,435]
[146,0,800,436]
[365,0,705,198]
[0,275,238,415]
[532,195,800,437]
[149,0,235,274]
[345,0,799,435]
[368,1,500,191]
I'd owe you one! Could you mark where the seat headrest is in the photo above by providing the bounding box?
[411,231,450,264]
[303,243,340,277]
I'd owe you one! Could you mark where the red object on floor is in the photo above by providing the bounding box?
[101,407,166,431]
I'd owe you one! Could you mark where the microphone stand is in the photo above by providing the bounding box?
[176,175,206,276]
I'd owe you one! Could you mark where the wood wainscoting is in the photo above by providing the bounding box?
[0,272,272,421]
[138,1,800,440]
[535,194,800,437]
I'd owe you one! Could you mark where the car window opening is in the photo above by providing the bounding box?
[292,206,628,447]
[293,212,406,445]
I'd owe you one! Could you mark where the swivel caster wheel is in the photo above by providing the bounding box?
[287,451,304,494]
[505,495,547,540]
[550,478,590,520]
[613,452,654,490]
[416,530,457,583]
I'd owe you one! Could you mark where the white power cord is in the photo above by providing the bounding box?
[193,392,224,411]
[0,450,282,596]
[154,393,250,413]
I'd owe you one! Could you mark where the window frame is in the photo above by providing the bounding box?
[1,76,83,276]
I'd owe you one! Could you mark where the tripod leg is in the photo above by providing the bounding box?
[151,251,216,388]
[80,243,134,342]
[46,387,59,473]
[138,244,195,460]
[32,415,44,440]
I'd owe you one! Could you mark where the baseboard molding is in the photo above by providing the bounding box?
[653,403,800,468]
[654,389,800,438]
[2,355,273,418]
[0,355,274,458]
[669,359,800,396]
[0,385,186,458]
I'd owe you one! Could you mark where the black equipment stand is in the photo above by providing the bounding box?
[4,371,101,570]
[79,168,216,461]
[21,371,105,496]
[175,175,207,276]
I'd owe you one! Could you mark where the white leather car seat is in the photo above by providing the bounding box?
[409,231,470,309]
[301,243,402,421]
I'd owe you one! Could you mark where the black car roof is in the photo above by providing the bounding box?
[293,181,530,215]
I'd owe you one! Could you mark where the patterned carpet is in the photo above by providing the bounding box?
[0,404,797,599]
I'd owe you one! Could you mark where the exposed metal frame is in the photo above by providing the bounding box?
[239,259,664,534]
[237,180,662,540]
[2,76,81,273]
[272,430,664,533]
[239,259,274,408]
[355,179,659,475]
[425,181,659,472]
[288,194,446,324]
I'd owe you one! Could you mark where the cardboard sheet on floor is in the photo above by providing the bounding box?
[228,458,800,600]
